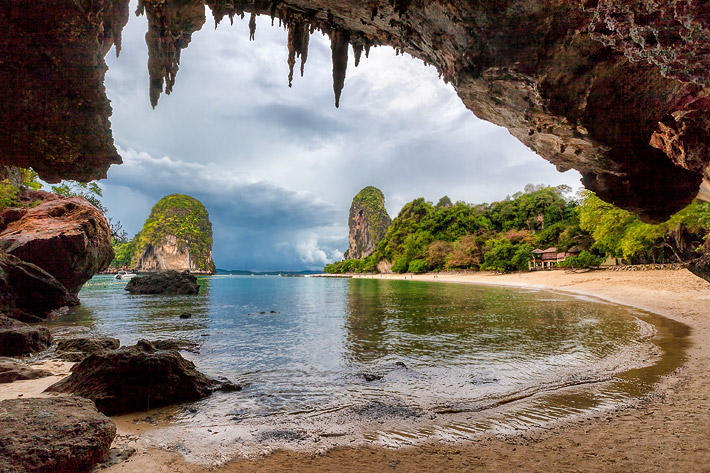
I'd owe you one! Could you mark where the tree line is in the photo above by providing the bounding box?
[324,184,710,274]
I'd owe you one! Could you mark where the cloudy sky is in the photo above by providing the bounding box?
[99,2,582,271]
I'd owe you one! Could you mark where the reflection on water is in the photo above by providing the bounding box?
[64,275,688,457]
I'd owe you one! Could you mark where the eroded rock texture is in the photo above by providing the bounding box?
[0,190,114,295]
[0,397,115,473]
[2,1,710,220]
[0,0,127,182]
[347,186,391,259]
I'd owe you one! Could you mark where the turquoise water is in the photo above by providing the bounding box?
[57,275,687,454]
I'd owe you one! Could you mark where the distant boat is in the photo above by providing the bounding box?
[114,270,137,280]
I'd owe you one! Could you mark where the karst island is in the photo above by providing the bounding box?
[1,1,709,473]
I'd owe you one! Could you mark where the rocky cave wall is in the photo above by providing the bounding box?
[1,0,710,221]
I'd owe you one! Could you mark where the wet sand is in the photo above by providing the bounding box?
[98,268,710,472]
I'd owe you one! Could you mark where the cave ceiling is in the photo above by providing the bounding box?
[1,0,709,221]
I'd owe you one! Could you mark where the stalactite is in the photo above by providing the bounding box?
[286,21,298,87]
[299,26,309,77]
[330,29,349,108]
[249,10,256,40]
[353,43,363,67]
[286,20,311,86]
[365,42,371,58]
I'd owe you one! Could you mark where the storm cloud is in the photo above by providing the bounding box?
[100,2,582,270]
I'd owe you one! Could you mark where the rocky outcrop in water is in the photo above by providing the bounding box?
[347,187,391,260]
[45,340,237,415]
[0,396,116,473]
[0,315,52,357]
[2,1,710,221]
[133,194,215,274]
[125,270,201,295]
[0,252,78,322]
[0,189,114,295]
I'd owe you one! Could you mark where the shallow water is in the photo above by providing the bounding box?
[57,275,688,460]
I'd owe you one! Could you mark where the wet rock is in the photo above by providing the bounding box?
[56,336,121,362]
[45,342,238,415]
[360,372,383,382]
[0,252,78,322]
[125,270,200,295]
[0,357,52,383]
[148,338,200,353]
[0,315,52,356]
[0,396,116,473]
[0,190,114,295]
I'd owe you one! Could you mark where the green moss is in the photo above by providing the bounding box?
[132,194,215,273]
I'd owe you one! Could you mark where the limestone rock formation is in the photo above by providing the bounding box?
[347,187,391,260]
[0,357,53,383]
[46,341,238,415]
[125,270,201,295]
[0,396,116,473]
[0,190,114,295]
[133,194,216,274]
[0,0,127,182]
[0,315,52,356]
[2,1,710,221]
[0,252,79,322]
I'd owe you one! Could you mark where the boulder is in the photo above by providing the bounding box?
[45,341,238,415]
[0,357,53,383]
[0,189,114,295]
[0,396,115,473]
[56,336,121,362]
[0,315,52,356]
[688,253,710,283]
[125,270,200,295]
[0,252,78,322]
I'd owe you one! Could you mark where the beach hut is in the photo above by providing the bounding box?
[529,248,545,270]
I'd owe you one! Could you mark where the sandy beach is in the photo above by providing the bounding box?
[5,269,710,472]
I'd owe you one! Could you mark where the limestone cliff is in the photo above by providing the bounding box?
[133,194,215,274]
[347,187,391,260]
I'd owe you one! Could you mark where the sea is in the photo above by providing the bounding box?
[49,275,689,462]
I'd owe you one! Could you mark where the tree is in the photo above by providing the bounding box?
[426,240,453,270]
[51,181,107,213]
[446,235,481,269]
[408,259,429,273]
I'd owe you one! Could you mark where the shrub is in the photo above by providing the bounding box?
[391,257,409,273]
[408,259,429,273]
[557,251,604,268]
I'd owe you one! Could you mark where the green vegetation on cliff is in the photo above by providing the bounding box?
[132,194,215,273]
[325,185,710,274]
[347,186,391,259]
